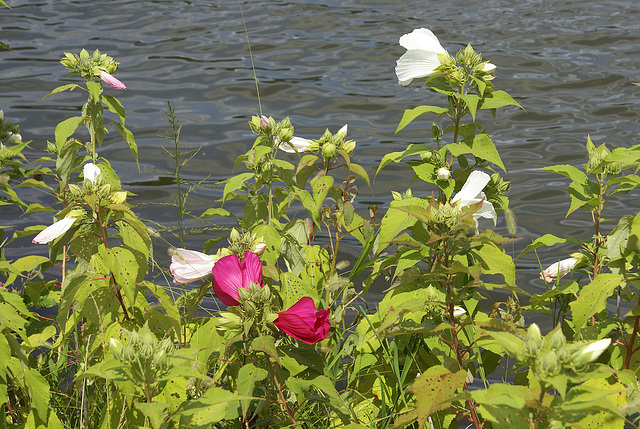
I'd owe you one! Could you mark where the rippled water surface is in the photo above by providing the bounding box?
[2,0,640,310]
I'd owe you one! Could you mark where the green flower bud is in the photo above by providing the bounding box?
[431,123,443,139]
[127,330,140,346]
[322,143,336,159]
[243,300,257,318]
[110,191,127,205]
[109,338,124,360]
[140,343,154,359]
[153,350,168,371]
[342,139,356,155]
[541,350,558,375]
[237,287,250,302]
[260,285,272,302]
[546,326,566,350]
[122,344,136,362]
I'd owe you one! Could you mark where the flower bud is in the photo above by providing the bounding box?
[437,167,451,181]
[140,343,154,359]
[526,323,542,346]
[243,300,257,318]
[110,191,127,205]
[279,127,294,143]
[541,350,558,375]
[431,123,443,139]
[453,306,466,318]
[260,115,271,130]
[572,338,611,366]
[322,143,336,159]
[153,350,168,371]
[127,330,140,346]
[342,140,356,155]
[546,326,566,350]
[122,344,136,362]
[260,285,272,302]
[253,242,266,256]
[237,287,250,302]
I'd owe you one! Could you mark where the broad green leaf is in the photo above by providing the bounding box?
[54,116,82,150]
[395,105,449,133]
[376,144,432,178]
[377,198,429,252]
[470,243,516,285]
[102,94,126,124]
[135,402,168,429]
[311,175,333,209]
[570,274,624,330]
[199,207,234,218]
[237,363,268,418]
[478,90,522,110]
[222,172,253,203]
[44,83,80,98]
[447,133,505,172]
[251,336,281,366]
[113,123,139,169]
[412,365,466,425]
[471,384,535,428]
[280,271,317,309]
[23,367,50,419]
[607,215,633,260]
[517,233,572,258]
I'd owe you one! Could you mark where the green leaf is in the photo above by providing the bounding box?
[102,94,126,124]
[377,198,429,252]
[395,105,449,133]
[23,367,50,419]
[518,233,573,258]
[44,83,80,98]
[222,172,253,203]
[113,123,139,169]
[135,402,168,429]
[570,274,624,330]
[478,90,522,110]
[280,271,318,309]
[54,116,83,151]
[237,363,268,418]
[376,144,431,178]
[199,207,234,218]
[470,243,516,285]
[251,336,281,366]
[412,365,466,425]
[447,133,505,172]
[311,175,333,209]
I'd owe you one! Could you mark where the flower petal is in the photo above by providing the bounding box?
[395,50,442,86]
[274,297,330,344]
[278,136,311,153]
[32,217,76,244]
[399,28,446,53]
[83,163,101,183]
[212,254,244,306]
[170,248,216,284]
[541,257,578,283]
[452,171,491,207]
[241,250,263,288]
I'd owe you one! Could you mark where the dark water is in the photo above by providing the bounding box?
[2,0,640,313]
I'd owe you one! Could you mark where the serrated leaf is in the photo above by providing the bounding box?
[237,363,268,418]
[570,274,624,330]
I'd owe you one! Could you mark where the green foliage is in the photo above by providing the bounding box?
[0,31,638,429]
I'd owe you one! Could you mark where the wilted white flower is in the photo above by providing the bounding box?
[541,257,578,283]
[32,217,77,244]
[278,136,312,154]
[572,338,611,366]
[451,171,496,224]
[437,167,451,180]
[83,163,101,183]
[395,28,447,86]
[170,248,217,284]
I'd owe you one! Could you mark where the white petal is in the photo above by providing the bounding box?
[395,50,442,86]
[337,124,348,136]
[399,28,446,54]
[452,171,491,206]
[278,136,311,153]
[580,338,611,362]
[32,217,76,244]
[483,62,496,73]
[170,248,216,284]
[541,257,578,283]
[453,306,466,317]
[83,163,101,183]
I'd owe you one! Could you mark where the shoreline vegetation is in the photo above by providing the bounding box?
[1,13,639,429]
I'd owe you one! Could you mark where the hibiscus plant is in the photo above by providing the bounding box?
[0,27,638,429]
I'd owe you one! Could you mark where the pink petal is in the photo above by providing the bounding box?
[212,254,243,306]
[241,250,263,288]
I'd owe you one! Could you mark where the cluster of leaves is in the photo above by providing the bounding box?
[0,37,639,429]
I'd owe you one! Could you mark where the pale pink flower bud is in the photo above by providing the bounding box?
[99,70,126,90]
[541,257,578,283]
[260,115,271,129]
[253,243,267,256]
[32,217,77,244]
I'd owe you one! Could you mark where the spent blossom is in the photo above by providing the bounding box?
[541,257,578,283]
[83,163,101,183]
[211,250,263,306]
[274,297,330,344]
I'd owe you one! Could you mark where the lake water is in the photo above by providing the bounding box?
[2,0,640,315]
